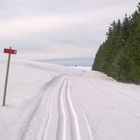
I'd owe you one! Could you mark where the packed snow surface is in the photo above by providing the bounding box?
[0,60,140,140]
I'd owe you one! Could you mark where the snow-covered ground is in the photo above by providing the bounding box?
[0,60,140,140]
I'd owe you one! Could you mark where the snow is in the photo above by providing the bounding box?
[0,60,140,140]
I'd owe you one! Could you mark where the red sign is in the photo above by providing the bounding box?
[4,48,17,55]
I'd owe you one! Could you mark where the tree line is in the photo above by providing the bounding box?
[92,2,140,84]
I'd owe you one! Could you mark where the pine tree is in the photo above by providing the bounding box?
[92,2,140,84]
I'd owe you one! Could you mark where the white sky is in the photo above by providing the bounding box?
[0,0,139,60]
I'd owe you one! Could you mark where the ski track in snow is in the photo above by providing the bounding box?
[79,104,95,140]
[57,76,68,140]
[21,84,53,140]
[57,75,82,140]
[66,76,81,140]
[36,94,52,140]
[20,75,64,140]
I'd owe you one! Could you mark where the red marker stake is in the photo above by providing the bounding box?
[2,47,17,106]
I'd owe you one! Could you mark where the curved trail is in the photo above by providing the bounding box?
[21,75,92,140]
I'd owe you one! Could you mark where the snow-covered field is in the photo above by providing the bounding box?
[0,60,140,140]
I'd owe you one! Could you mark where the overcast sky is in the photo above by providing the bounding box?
[0,0,139,60]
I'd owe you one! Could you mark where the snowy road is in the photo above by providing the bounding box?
[0,61,140,140]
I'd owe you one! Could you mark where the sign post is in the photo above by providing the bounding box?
[2,47,17,106]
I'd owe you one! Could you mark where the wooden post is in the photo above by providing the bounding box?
[2,47,12,106]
